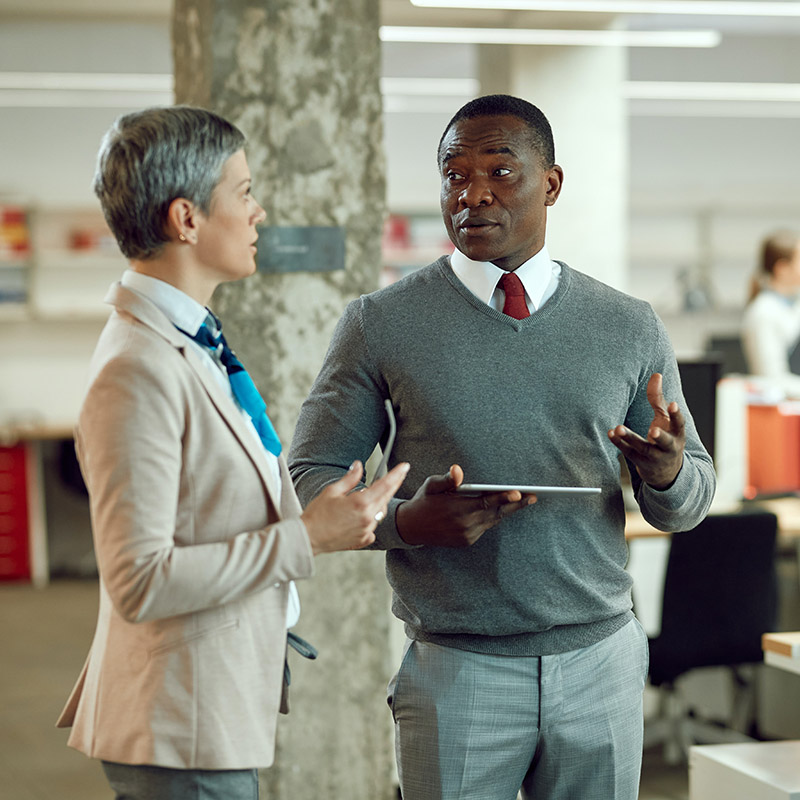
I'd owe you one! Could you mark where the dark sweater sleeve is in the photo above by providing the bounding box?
[626,309,716,531]
[288,297,417,550]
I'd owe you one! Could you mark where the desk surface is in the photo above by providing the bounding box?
[625,498,800,541]
[763,632,800,677]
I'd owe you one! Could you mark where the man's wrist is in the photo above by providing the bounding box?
[395,499,413,543]
[645,460,683,491]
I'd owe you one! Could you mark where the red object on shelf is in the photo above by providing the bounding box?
[382,214,411,250]
[747,404,800,497]
[0,446,31,581]
[0,205,31,256]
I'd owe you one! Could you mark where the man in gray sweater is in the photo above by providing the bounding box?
[289,94,715,800]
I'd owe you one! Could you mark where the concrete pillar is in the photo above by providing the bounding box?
[480,41,628,290]
[173,2,396,797]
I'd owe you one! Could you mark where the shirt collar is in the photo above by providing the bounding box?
[449,245,555,311]
[121,269,209,335]
[764,288,800,308]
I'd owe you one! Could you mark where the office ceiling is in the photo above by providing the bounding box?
[2,0,800,316]
[0,0,599,26]
[1,0,798,36]
[0,0,789,29]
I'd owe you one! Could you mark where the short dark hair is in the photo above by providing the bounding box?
[93,106,246,260]
[438,94,555,170]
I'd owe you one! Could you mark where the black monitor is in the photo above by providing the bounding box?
[677,358,723,463]
[705,334,748,376]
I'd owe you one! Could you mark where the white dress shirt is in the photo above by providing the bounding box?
[120,269,300,627]
[449,245,561,315]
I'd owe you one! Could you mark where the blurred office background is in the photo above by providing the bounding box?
[3,2,800,799]
[3,1,800,424]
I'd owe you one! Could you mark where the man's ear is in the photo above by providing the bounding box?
[544,165,564,207]
[165,197,199,244]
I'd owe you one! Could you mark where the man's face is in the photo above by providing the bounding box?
[439,114,563,272]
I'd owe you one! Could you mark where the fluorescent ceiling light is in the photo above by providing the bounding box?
[0,74,480,97]
[626,80,800,118]
[0,73,174,108]
[624,81,800,101]
[409,0,800,16]
[0,73,479,108]
[17,73,798,116]
[629,101,800,117]
[0,72,173,91]
[380,26,720,46]
[0,91,174,108]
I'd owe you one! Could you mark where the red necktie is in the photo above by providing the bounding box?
[499,272,530,320]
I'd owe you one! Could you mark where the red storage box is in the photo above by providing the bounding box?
[0,445,31,580]
[747,404,800,497]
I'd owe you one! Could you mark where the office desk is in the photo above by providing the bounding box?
[626,499,800,543]
[625,501,800,637]
[689,741,800,800]
[763,632,800,677]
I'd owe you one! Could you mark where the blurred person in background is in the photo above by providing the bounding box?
[743,229,800,397]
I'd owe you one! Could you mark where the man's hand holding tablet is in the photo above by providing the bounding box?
[396,464,537,547]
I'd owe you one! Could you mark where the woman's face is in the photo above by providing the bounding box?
[194,149,267,284]
[773,243,800,292]
[788,245,800,288]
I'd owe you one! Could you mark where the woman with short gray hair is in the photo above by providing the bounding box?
[56,105,409,800]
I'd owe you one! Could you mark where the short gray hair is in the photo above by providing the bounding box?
[94,106,247,260]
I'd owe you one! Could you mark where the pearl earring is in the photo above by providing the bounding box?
[178,233,187,242]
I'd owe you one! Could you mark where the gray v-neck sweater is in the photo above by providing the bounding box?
[290,258,715,656]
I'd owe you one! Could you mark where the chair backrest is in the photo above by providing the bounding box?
[648,510,778,686]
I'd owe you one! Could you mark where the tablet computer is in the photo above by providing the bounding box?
[457,484,601,497]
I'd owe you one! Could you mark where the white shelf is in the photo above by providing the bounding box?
[35,249,125,271]
[29,305,111,321]
[0,303,31,321]
[0,258,30,270]
[383,246,452,269]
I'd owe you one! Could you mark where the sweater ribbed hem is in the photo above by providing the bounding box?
[405,610,634,657]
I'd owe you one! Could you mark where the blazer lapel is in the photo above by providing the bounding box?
[104,282,284,514]
[278,455,303,519]
[181,346,284,511]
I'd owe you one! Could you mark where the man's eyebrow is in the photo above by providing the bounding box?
[485,145,515,156]
[442,144,517,160]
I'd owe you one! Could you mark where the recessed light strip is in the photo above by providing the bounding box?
[0,74,479,97]
[0,72,173,91]
[624,81,800,101]
[11,75,797,109]
[380,26,720,46]
[0,90,173,108]
[409,0,800,16]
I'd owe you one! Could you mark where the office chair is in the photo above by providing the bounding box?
[643,509,779,764]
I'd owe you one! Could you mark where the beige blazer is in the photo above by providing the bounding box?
[56,283,315,770]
